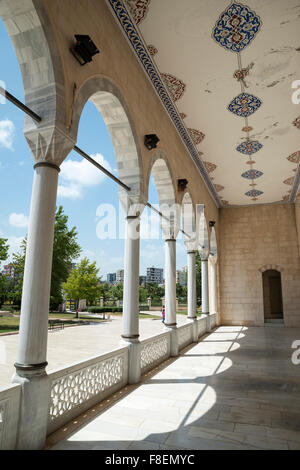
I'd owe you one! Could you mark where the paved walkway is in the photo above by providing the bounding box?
[49,325,300,450]
[0,314,186,386]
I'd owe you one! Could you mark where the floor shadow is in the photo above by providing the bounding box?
[48,325,300,450]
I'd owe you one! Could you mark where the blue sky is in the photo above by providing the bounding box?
[0,19,187,279]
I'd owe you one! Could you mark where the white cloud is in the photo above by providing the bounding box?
[6,235,24,260]
[58,153,111,199]
[0,119,15,150]
[9,213,29,228]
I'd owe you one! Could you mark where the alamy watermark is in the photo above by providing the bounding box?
[291,80,300,105]
[291,340,300,365]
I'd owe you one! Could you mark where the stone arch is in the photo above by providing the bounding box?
[70,76,144,212]
[146,150,178,238]
[181,190,196,249]
[258,264,284,273]
[198,207,209,259]
[0,0,70,163]
[210,226,218,257]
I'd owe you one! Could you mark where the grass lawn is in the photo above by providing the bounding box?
[0,310,160,333]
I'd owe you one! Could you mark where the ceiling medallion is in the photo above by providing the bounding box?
[293,116,300,129]
[246,160,255,165]
[287,151,300,164]
[125,0,151,25]
[250,183,257,187]
[147,44,158,57]
[214,184,225,192]
[245,189,263,197]
[242,126,253,133]
[241,169,263,180]
[161,73,186,102]
[212,2,262,53]
[228,93,262,118]
[204,161,217,173]
[236,139,263,155]
[188,128,205,145]
[283,177,295,186]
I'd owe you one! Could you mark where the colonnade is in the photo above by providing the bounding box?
[12,160,218,449]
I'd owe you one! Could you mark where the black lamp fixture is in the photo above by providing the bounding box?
[178,179,188,191]
[144,134,159,150]
[70,35,99,66]
[209,220,215,227]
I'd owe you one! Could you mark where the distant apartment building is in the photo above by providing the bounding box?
[107,273,116,284]
[146,267,164,285]
[176,268,187,287]
[116,269,124,283]
[2,264,15,279]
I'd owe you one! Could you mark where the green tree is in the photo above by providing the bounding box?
[0,238,9,307]
[139,286,148,303]
[50,206,81,309]
[62,258,102,311]
[10,238,27,307]
[0,238,9,263]
[109,283,123,301]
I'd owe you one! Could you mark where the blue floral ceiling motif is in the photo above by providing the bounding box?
[245,189,264,197]
[228,93,262,118]
[237,140,263,155]
[241,169,263,180]
[212,2,262,53]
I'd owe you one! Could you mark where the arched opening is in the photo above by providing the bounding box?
[262,270,283,322]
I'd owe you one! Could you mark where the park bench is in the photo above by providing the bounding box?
[48,319,65,331]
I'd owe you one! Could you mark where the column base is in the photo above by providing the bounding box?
[164,324,179,357]
[12,367,50,450]
[120,337,141,384]
[202,313,211,332]
[187,317,198,342]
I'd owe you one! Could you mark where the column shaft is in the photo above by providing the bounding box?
[122,215,141,383]
[13,163,59,449]
[201,259,209,314]
[164,239,178,356]
[187,251,197,319]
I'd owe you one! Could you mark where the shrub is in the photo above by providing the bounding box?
[87,306,123,313]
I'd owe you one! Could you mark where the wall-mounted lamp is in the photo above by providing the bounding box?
[178,179,188,191]
[70,35,99,66]
[209,221,215,227]
[144,134,159,150]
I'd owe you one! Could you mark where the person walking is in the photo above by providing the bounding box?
[162,306,165,323]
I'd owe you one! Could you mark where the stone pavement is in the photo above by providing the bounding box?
[49,325,300,450]
[0,314,186,386]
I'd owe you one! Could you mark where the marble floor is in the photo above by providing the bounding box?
[48,325,300,450]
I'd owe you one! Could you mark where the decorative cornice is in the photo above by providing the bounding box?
[106,0,222,208]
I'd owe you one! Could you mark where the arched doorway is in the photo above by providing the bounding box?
[262,270,283,322]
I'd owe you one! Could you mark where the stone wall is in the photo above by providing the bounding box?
[219,203,300,327]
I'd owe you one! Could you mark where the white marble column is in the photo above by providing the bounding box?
[187,250,198,341]
[210,257,218,324]
[201,258,210,330]
[121,214,141,384]
[12,162,59,449]
[164,238,178,356]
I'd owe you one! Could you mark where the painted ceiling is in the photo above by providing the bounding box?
[122,0,300,207]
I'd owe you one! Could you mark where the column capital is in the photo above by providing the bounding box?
[165,238,176,243]
[187,250,197,254]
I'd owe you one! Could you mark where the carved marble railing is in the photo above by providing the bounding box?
[177,323,193,350]
[0,384,21,450]
[197,317,208,338]
[47,346,128,435]
[140,332,171,375]
[210,313,217,329]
